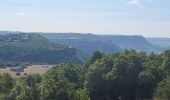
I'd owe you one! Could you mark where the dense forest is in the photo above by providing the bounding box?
[0,33,87,65]
[0,50,170,100]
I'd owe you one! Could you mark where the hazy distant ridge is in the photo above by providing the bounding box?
[40,33,163,53]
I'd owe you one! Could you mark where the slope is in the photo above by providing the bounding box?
[0,33,87,64]
[40,33,162,53]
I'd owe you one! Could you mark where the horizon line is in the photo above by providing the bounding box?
[0,30,169,38]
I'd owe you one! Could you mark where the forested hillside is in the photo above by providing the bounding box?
[50,39,122,55]
[1,50,170,100]
[40,33,163,54]
[0,33,87,64]
[40,33,122,55]
[0,31,164,56]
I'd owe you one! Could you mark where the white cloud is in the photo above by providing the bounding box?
[16,12,27,16]
[128,0,142,6]
[127,0,153,8]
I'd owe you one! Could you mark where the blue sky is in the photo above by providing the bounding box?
[0,0,170,37]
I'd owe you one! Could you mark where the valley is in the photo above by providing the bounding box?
[0,31,169,100]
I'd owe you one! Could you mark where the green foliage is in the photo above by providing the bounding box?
[69,89,90,100]
[0,61,30,68]
[0,73,14,93]
[161,50,170,74]
[0,33,87,64]
[88,51,104,64]
[0,49,170,100]
[38,64,87,100]
[9,80,33,100]
[154,76,170,100]
[85,50,167,100]
[23,74,42,100]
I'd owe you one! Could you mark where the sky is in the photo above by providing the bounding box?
[0,0,170,37]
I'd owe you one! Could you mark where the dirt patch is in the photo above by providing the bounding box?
[0,65,54,77]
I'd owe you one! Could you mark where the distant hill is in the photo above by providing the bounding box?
[40,33,162,53]
[100,35,163,52]
[40,33,122,55]
[0,31,164,59]
[147,38,170,49]
[0,31,22,35]
[0,32,87,64]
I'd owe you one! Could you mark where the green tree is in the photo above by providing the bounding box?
[22,74,42,100]
[38,64,89,100]
[88,51,104,64]
[154,76,170,100]
[9,80,33,100]
[0,73,14,93]
[69,89,90,100]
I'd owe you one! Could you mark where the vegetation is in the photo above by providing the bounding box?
[0,33,87,65]
[154,76,170,100]
[0,61,30,68]
[40,33,163,53]
[0,50,170,100]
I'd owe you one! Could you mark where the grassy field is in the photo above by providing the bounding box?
[0,65,54,77]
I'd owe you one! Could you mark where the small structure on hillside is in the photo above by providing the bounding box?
[10,66,24,73]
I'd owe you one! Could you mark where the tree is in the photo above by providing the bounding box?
[22,74,42,100]
[88,51,104,64]
[69,89,90,100]
[161,50,170,75]
[85,50,165,100]
[9,80,33,100]
[154,76,170,100]
[0,73,14,93]
[38,64,88,100]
